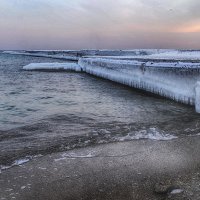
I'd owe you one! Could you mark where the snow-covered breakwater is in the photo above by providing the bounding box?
[3,49,171,61]
[78,58,200,113]
[3,51,79,61]
[23,53,200,113]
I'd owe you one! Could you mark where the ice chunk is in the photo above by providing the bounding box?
[23,63,82,72]
[13,158,30,165]
[170,189,184,194]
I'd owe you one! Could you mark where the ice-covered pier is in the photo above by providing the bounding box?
[78,57,200,113]
[18,49,200,113]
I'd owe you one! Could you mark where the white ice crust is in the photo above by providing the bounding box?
[96,50,200,61]
[143,50,200,60]
[23,63,82,72]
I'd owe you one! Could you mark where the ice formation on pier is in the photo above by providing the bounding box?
[78,58,200,112]
[19,49,200,113]
[143,50,200,60]
[97,50,200,61]
[23,63,82,72]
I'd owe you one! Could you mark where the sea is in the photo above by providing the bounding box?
[1,53,200,169]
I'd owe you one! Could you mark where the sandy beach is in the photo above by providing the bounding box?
[1,136,200,200]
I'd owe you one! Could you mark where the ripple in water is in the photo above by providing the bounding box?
[0,53,200,167]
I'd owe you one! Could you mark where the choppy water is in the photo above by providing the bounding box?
[1,53,200,167]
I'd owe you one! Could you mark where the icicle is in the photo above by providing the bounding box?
[78,57,200,112]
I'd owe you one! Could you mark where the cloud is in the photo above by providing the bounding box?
[0,0,200,49]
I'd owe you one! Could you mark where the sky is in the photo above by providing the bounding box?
[0,0,200,50]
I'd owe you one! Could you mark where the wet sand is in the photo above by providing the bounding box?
[1,136,200,200]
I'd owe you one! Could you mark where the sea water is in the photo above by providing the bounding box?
[0,53,200,167]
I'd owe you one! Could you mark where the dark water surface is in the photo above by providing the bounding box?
[1,53,200,166]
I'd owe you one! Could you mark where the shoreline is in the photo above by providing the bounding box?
[1,136,200,200]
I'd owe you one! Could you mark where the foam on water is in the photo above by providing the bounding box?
[54,151,96,162]
[0,155,43,174]
[0,158,30,173]
[115,128,177,141]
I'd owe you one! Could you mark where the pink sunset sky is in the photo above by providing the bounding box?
[0,0,200,50]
